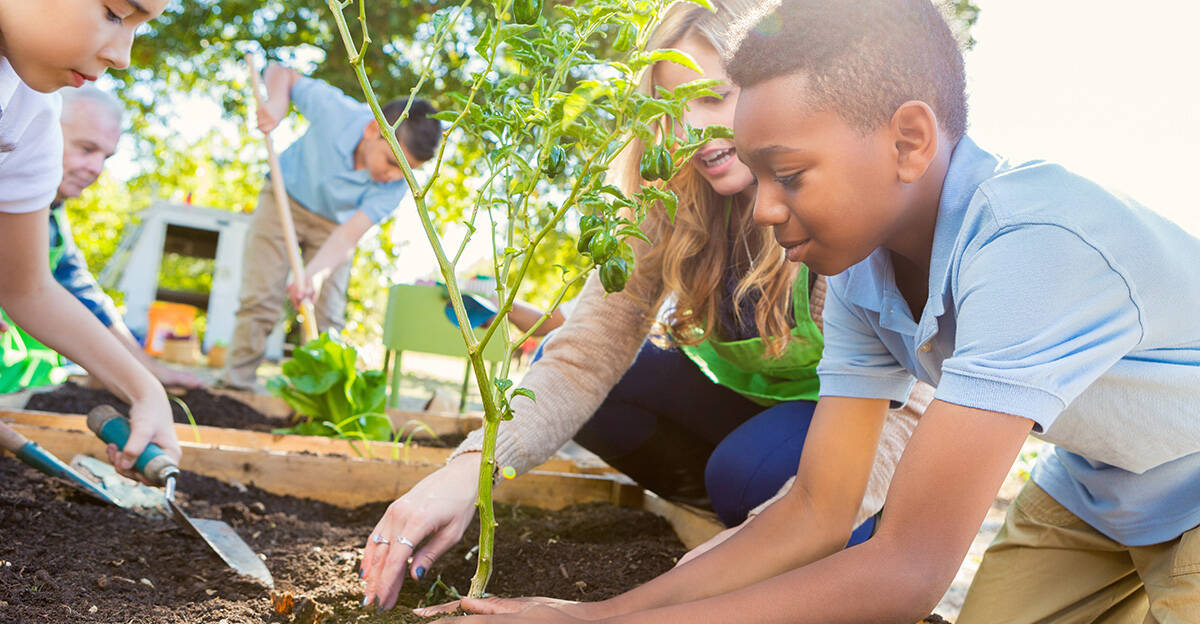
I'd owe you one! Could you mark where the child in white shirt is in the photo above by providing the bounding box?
[0,0,180,475]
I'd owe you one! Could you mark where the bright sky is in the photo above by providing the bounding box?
[963,0,1200,234]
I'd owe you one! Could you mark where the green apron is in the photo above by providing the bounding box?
[680,265,823,407]
[0,207,71,393]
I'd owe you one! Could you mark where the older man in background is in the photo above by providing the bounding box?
[0,86,201,391]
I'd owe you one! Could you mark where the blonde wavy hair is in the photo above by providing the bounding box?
[615,0,798,356]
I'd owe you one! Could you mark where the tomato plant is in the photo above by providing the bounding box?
[325,0,727,596]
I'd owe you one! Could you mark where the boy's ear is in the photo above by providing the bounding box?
[889,101,940,184]
[364,119,382,140]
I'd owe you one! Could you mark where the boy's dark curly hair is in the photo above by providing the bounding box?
[726,0,967,141]
[383,97,441,162]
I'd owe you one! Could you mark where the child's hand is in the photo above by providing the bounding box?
[257,99,288,134]
[287,274,317,309]
[0,317,8,335]
[105,394,182,480]
[151,364,204,389]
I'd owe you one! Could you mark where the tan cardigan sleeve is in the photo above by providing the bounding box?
[450,270,660,475]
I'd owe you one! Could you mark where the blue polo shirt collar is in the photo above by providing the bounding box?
[922,137,1002,323]
[838,137,1003,338]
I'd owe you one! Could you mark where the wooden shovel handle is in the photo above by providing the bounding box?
[0,421,29,454]
[245,54,319,344]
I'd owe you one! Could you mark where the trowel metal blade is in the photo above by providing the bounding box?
[169,499,275,588]
[70,455,168,516]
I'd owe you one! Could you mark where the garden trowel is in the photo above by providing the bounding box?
[86,405,275,588]
[0,420,125,506]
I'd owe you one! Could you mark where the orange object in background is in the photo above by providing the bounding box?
[145,302,198,356]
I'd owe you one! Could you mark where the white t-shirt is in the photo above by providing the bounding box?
[0,58,62,214]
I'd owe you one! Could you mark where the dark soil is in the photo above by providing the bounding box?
[0,454,686,623]
[26,382,281,432]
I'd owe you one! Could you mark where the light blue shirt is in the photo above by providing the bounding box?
[276,76,409,225]
[817,137,1200,546]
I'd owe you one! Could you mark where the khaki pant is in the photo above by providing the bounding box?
[221,185,352,388]
[958,482,1200,624]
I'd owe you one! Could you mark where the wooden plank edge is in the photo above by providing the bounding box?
[3,423,636,510]
[0,409,604,474]
[641,492,724,550]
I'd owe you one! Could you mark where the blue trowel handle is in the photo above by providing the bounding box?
[0,421,124,506]
[86,405,179,486]
[0,422,72,481]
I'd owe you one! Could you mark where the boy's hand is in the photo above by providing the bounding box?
[416,596,581,618]
[287,273,318,309]
[0,317,8,334]
[257,98,288,134]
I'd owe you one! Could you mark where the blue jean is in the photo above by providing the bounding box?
[547,338,874,545]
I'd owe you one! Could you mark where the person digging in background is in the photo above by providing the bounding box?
[0,0,181,478]
[218,62,442,390]
[357,0,932,611]
[0,85,203,392]
[422,0,1200,622]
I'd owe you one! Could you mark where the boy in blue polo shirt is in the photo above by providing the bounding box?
[220,63,441,389]
[430,1,1200,622]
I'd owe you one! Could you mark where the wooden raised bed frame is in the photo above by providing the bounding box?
[0,407,723,550]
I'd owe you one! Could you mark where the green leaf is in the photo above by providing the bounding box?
[512,387,536,403]
[633,48,700,74]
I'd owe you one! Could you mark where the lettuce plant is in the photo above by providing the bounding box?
[266,332,392,442]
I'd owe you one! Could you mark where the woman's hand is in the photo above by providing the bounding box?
[362,453,483,610]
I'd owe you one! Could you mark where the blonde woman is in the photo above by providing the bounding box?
[359,0,930,611]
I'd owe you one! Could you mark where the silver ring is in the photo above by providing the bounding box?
[371,534,390,545]
[396,536,416,549]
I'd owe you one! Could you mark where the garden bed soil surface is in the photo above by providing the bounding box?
[27,382,281,432]
[22,382,466,448]
[0,455,687,623]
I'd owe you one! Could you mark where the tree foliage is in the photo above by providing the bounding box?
[70,0,980,350]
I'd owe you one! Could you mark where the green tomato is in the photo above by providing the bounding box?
[579,214,603,232]
[599,257,630,293]
[577,215,603,254]
[588,232,616,264]
[656,146,674,181]
[639,147,661,182]
[512,0,541,24]
[540,144,566,177]
[577,227,600,255]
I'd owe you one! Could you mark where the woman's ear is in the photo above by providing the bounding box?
[889,101,940,184]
